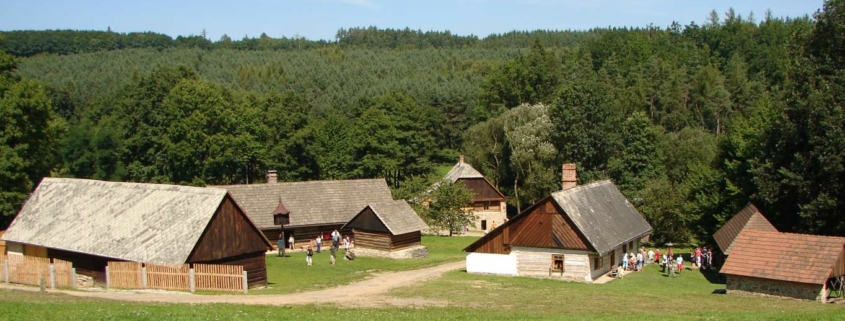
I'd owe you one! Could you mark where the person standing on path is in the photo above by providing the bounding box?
[289,235,295,250]
[306,246,313,266]
[316,236,322,253]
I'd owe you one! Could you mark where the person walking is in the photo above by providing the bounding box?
[636,251,644,271]
[331,229,341,249]
[316,235,322,253]
[622,252,629,271]
[676,254,684,275]
[306,246,313,266]
[288,235,295,250]
[344,235,351,252]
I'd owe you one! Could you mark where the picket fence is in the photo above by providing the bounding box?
[106,261,247,293]
[0,253,76,289]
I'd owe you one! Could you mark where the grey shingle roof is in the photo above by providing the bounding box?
[443,162,485,182]
[345,200,429,235]
[217,179,394,229]
[551,180,653,256]
[2,178,228,264]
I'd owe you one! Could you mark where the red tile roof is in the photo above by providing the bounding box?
[713,203,777,255]
[720,230,845,285]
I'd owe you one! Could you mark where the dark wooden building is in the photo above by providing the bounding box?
[2,178,272,288]
[721,230,845,302]
[442,155,507,231]
[341,200,429,257]
[216,174,395,248]
[464,167,652,283]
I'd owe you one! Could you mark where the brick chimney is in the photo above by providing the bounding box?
[562,164,577,190]
[459,155,465,164]
[266,170,278,184]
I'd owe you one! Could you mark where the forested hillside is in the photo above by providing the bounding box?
[2,2,844,245]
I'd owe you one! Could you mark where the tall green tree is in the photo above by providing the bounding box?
[423,180,475,236]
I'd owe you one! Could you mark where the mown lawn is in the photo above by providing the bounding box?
[254,235,475,294]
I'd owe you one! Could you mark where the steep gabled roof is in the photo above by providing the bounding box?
[550,180,653,256]
[714,203,777,255]
[217,179,394,229]
[443,161,485,182]
[342,200,429,235]
[464,180,652,256]
[2,178,232,264]
[721,230,845,285]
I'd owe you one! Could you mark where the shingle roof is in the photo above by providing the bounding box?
[550,180,653,256]
[443,161,485,182]
[344,200,429,235]
[720,230,845,285]
[714,203,777,255]
[2,178,229,264]
[216,179,394,229]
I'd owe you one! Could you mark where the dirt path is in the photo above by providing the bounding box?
[0,261,465,307]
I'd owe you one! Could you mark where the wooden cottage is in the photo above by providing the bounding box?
[721,230,845,302]
[464,165,652,282]
[1,178,272,288]
[713,203,777,257]
[341,200,429,259]
[216,174,395,247]
[442,155,507,231]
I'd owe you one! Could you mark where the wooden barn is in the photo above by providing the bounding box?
[216,173,395,248]
[1,178,272,288]
[341,200,429,259]
[721,230,845,302]
[442,155,507,231]
[713,203,777,257]
[464,165,653,283]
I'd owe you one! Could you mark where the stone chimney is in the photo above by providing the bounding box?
[266,170,278,184]
[459,155,465,164]
[562,164,577,190]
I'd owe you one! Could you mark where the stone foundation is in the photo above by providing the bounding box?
[726,275,825,302]
[354,245,428,259]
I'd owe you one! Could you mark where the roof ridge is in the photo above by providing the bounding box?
[42,177,226,195]
[748,230,845,241]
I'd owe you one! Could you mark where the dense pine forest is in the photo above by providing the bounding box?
[2,1,845,246]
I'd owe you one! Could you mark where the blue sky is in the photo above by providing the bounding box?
[0,0,825,41]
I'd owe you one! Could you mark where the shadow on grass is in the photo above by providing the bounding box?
[701,269,726,285]
[711,289,727,295]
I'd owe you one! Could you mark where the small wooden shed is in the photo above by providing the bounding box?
[721,230,845,302]
[1,178,272,288]
[342,200,429,259]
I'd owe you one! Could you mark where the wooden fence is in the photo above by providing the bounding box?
[146,263,190,291]
[194,263,244,293]
[1,254,76,289]
[106,261,143,289]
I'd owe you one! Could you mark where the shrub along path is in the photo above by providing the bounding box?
[0,260,465,307]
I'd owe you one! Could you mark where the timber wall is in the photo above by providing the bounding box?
[354,230,391,251]
[513,247,595,282]
[391,231,421,250]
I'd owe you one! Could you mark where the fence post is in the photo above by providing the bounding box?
[3,260,8,284]
[189,268,195,293]
[242,271,248,294]
[105,266,109,290]
[50,264,56,289]
[71,268,77,289]
[141,266,147,289]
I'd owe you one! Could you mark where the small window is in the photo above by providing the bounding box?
[552,254,565,272]
[483,201,491,210]
[593,257,603,271]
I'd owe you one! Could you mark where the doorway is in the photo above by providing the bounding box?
[481,220,487,231]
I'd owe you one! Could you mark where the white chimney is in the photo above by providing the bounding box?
[562,164,577,190]
[267,170,278,184]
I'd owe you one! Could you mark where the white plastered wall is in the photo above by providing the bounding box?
[466,252,517,275]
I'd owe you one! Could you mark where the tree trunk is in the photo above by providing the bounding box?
[514,176,521,213]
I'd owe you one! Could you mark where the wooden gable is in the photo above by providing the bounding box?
[345,207,391,234]
[464,197,592,254]
[188,195,272,263]
[458,177,505,202]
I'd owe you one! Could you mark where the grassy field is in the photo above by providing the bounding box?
[255,235,475,294]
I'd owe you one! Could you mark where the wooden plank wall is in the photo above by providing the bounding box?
[465,224,510,254]
[354,230,392,251]
[146,263,190,291]
[345,208,390,233]
[194,263,244,292]
[551,213,591,251]
[53,258,74,287]
[460,178,505,201]
[391,231,421,250]
[510,199,555,248]
[6,255,50,286]
[107,262,143,289]
[192,252,266,288]
[190,196,270,262]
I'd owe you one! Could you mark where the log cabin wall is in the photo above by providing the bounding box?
[390,231,421,250]
[191,251,267,288]
[189,196,270,262]
[354,229,391,251]
[459,178,505,202]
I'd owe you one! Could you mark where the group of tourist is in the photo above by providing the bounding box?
[616,245,715,278]
[287,230,352,266]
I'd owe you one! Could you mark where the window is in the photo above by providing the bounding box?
[551,254,565,272]
[483,201,490,210]
[593,256,604,271]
